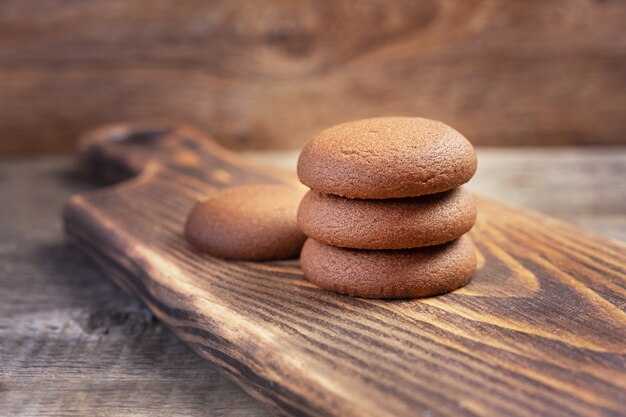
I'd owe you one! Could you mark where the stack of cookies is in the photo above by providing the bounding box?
[297,117,477,299]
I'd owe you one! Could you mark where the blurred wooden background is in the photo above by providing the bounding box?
[1,0,625,154]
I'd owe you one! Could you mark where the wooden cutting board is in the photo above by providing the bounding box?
[63,122,626,417]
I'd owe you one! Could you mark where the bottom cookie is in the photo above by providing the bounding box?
[300,236,476,299]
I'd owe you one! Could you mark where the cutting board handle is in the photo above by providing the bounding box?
[77,121,231,183]
[77,121,292,188]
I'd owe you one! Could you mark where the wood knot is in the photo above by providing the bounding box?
[223,0,439,77]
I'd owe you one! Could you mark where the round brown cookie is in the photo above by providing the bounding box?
[297,117,477,199]
[300,236,476,299]
[185,184,306,261]
[298,187,476,249]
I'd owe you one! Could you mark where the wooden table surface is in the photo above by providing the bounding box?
[1,147,625,416]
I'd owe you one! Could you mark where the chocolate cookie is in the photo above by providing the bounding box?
[300,236,476,299]
[298,187,476,249]
[297,117,477,199]
[185,184,306,261]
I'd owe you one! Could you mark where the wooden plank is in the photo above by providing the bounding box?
[0,157,268,417]
[62,123,626,417]
[1,0,626,154]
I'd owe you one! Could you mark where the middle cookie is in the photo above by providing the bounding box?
[298,187,476,249]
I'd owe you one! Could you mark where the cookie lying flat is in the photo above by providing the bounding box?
[300,236,476,299]
[298,187,476,249]
[297,117,477,199]
[185,184,306,261]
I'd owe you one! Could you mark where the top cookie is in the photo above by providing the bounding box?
[297,117,477,199]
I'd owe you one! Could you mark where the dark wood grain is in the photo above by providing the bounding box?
[61,123,626,417]
[1,0,626,155]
